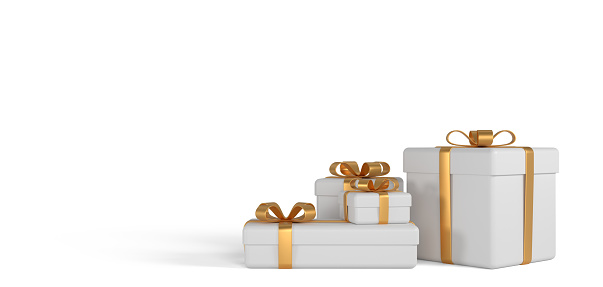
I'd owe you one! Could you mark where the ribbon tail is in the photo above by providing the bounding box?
[343,191,351,221]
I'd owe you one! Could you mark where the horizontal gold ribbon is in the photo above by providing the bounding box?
[250,202,345,269]
[343,178,401,224]
[438,130,533,265]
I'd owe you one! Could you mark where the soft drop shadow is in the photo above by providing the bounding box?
[115,231,475,269]
[119,230,245,268]
[417,259,450,267]
[150,250,244,268]
[417,260,476,269]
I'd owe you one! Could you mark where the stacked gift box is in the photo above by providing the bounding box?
[243,130,559,269]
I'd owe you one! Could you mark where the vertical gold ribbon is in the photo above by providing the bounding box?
[342,178,400,224]
[440,130,534,265]
[439,147,453,264]
[278,222,293,269]
[521,147,534,265]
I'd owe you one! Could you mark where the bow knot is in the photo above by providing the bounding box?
[446,130,516,147]
[255,202,316,223]
[329,161,390,177]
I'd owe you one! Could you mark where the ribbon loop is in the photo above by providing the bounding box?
[329,161,390,177]
[255,202,286,222]
[286,202,316,222]
[446,130,516,147]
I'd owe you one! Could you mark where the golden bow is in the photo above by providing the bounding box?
[255,202,316,223]
[329,161,390,177]
[348,177,399,192]
[446,130,516,147]
[343,178,400,224]
[254,202,315,269]
[438,130,534,266]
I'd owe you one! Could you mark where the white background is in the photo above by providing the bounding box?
[1,0,602,286]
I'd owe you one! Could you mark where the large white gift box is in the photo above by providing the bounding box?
[315,176,404,220]
[404,144,558,269]
[243,221,419,268]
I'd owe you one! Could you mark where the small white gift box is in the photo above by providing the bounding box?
[243,221,419,268]
[315,161,403,220]
[315,176,404,220]
[338,191,411,224]
[403,130,558,269]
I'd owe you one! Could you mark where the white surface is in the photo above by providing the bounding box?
[244,221,419,245]
[404,148,557,268]
[243,221,418,268]
[337,192,412,224]
[344,189,412,208]
[315,176,403,220]
[245,245,417,269]
[1,0,602,286]
[404,148,559,175]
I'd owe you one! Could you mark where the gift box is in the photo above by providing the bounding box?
[315,161,403,220]
[337,178,412,224]
[243,202,419,268]
[244,221,419,268]
[403,130,558,269]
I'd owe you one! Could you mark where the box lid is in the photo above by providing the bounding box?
[345,191,411,208]
[243,221,419,245]
[403,147,558,175]
[315,177,404,196]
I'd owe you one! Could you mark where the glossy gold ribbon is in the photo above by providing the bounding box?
[328,161,393,192]
[438,130,533,265]
[254,202,315,269]
[343,178,400,224]
[446,130,516,147]
[329,161,390,177]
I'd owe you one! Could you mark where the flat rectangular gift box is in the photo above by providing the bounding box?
[315,177,404,220]
[243,221,419,268]
[404,147,558,269]
[338,191,411,224]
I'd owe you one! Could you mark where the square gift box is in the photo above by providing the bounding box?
[315,176,404,220]
[243,221,419,268]
[404,145,558,269]
[338,190,412,224]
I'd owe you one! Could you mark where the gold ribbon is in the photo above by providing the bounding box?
[329,161,390,177]
[327,162,399,223]
[254,202,316,269]
[438,130,533,265]
[446,130,516,147]
[343,178,401,224]
[328,161,393,192]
